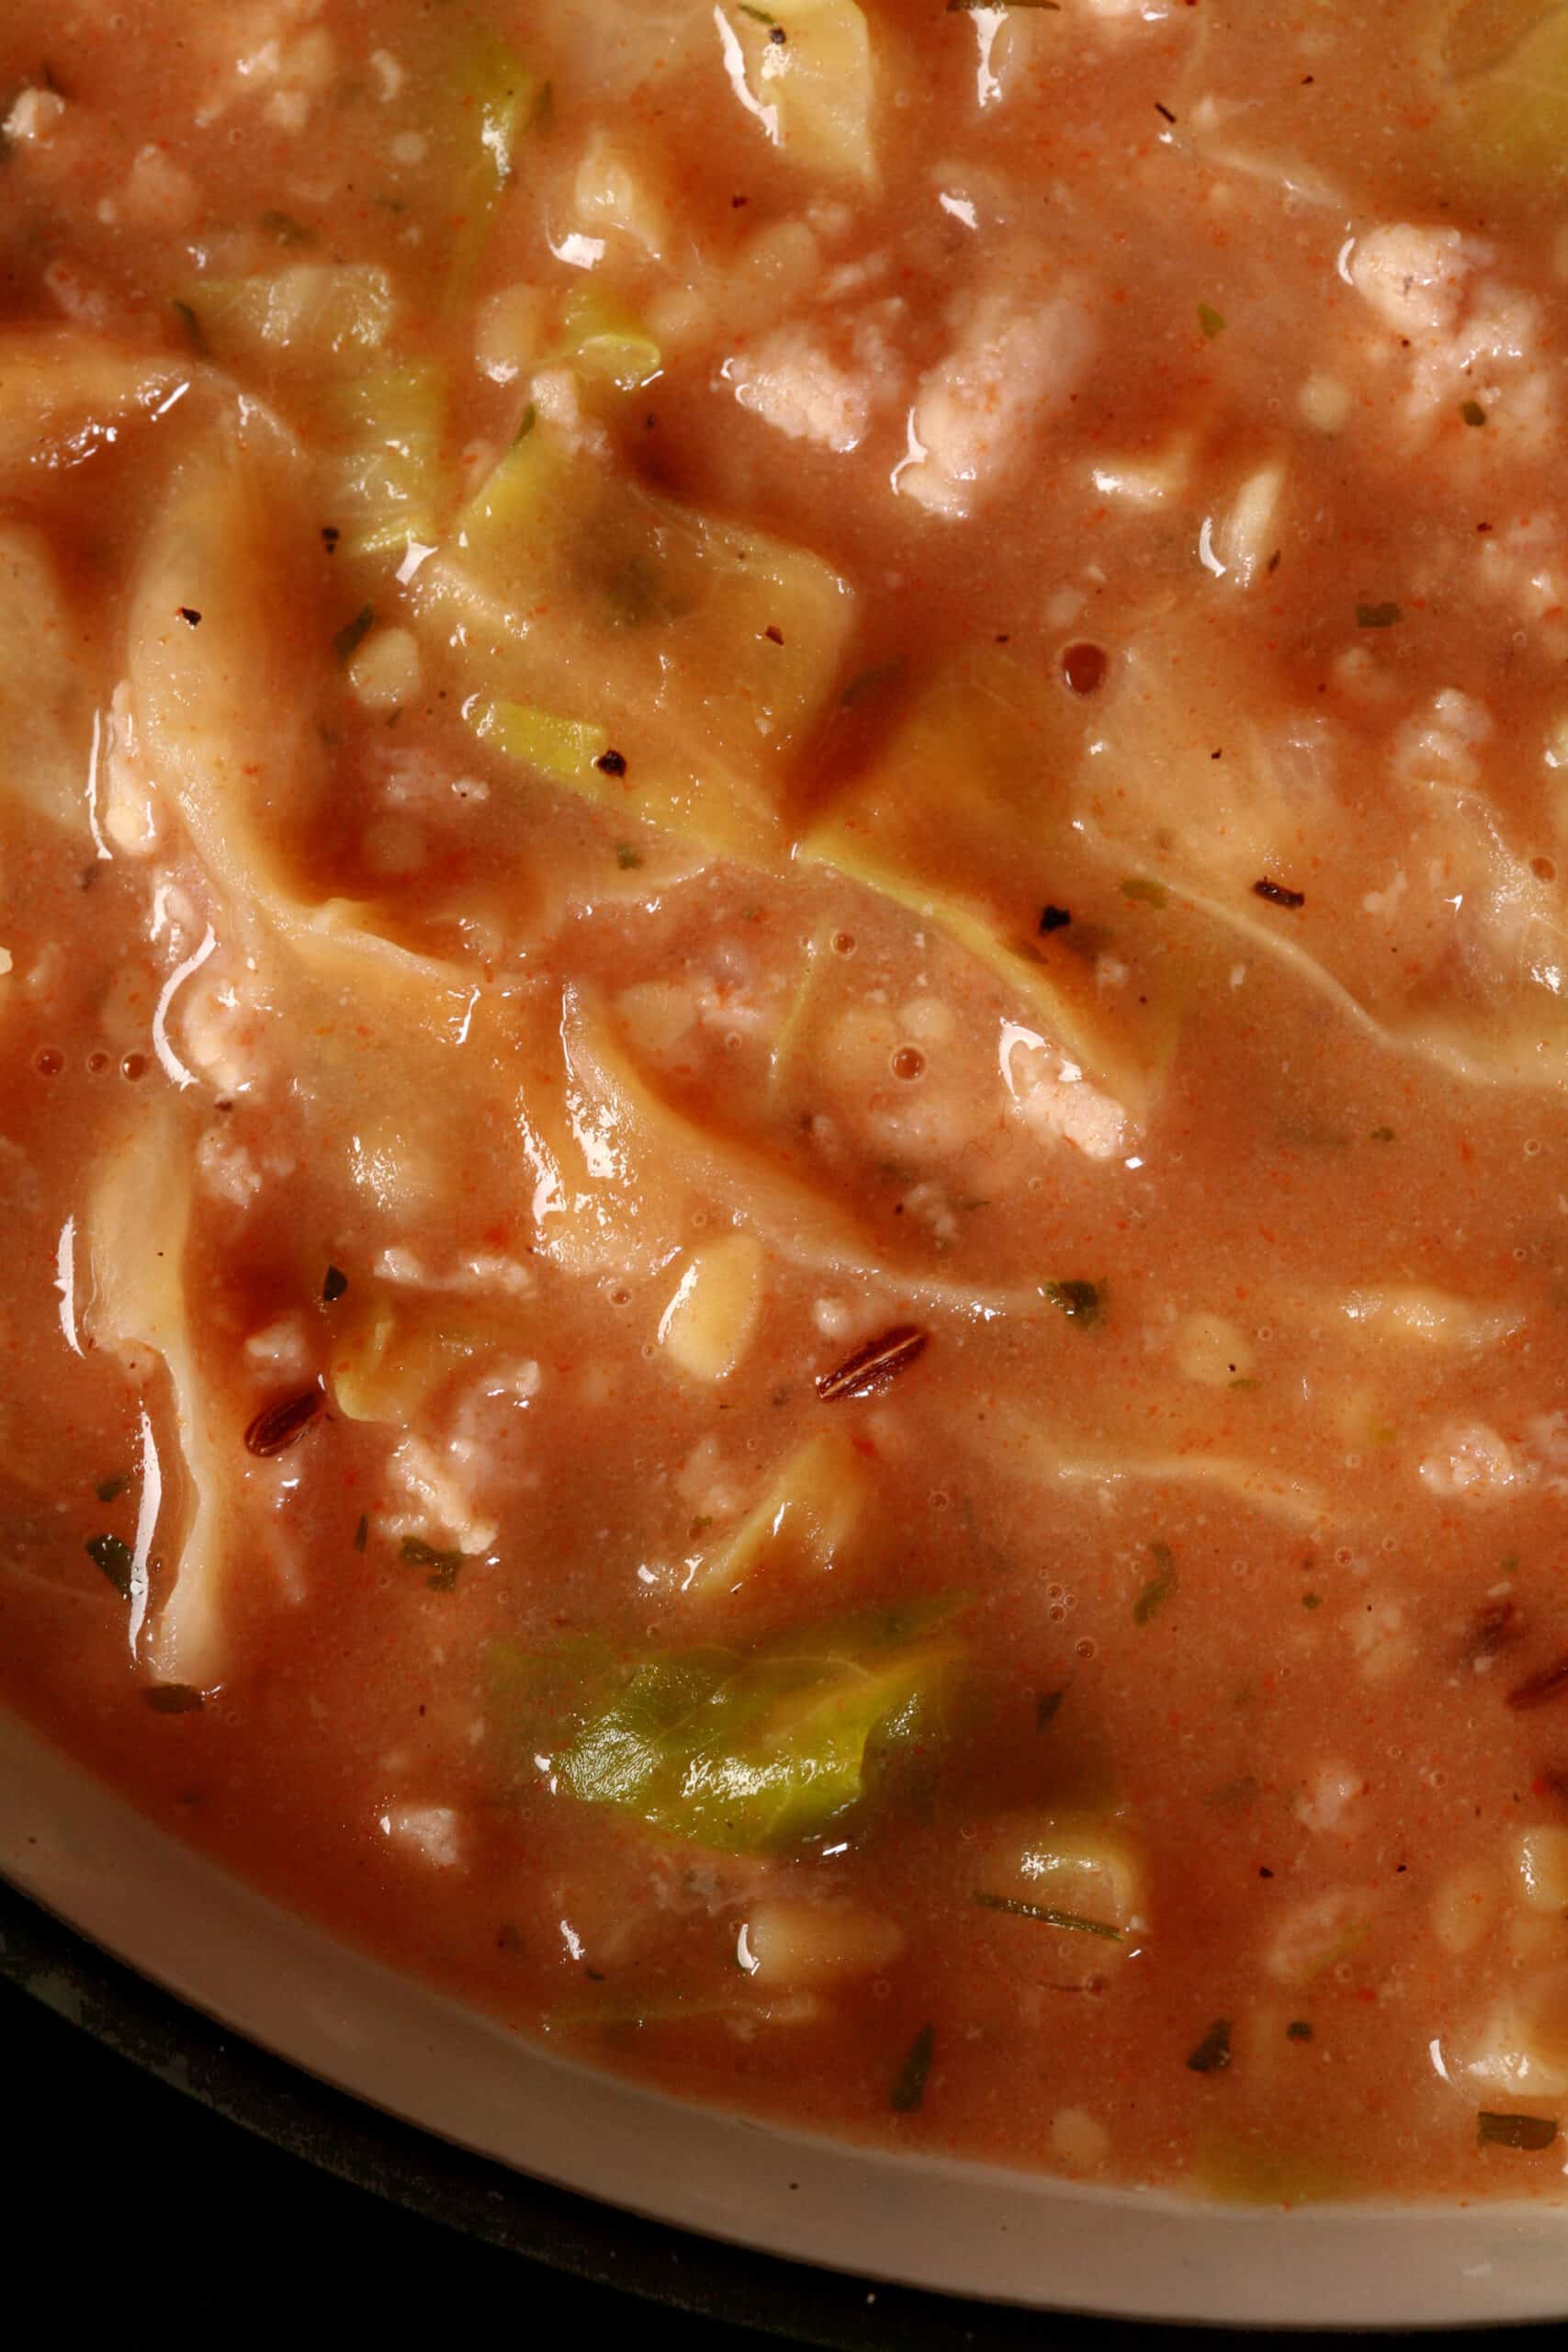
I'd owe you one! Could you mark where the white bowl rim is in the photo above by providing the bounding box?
[4,1704,1566,2328]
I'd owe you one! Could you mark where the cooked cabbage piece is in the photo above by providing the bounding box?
[491,1603,962,1851]
[330,1295,485,1425]
[423,420,853,864]
[0,329,191,473]
[716,0,879,187]
[1085,617,1568,1091]
[804,652,1182,1119]
[544,988,1034,1311]
[1435,0,1568,189]
[179,266,396,374]
[85,1107,229,1684]
[555,284,662,391]
[319,365,448,560]
[976,1808,1146,1944]
[423,20,545,293]
[0,526,93,834]
[691,1430,871,1593]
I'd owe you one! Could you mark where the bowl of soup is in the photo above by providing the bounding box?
[6,0,1568,2324]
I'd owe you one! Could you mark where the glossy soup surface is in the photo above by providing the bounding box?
[8,0,1568,2201]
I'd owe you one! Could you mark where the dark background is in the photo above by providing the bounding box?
[0,1886,1551,2346]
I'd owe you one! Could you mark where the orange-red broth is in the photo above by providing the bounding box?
[4,0,1568,2200]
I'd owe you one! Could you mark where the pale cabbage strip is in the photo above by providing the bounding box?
[117,428,530,1677]
[0,327,197,472]
[85,1104,229,1682]
[128,428,474,1020]
[1140,861,1568,1094]
[1007,1419,1327,1531]
[0,526,95,836]
[549,986,1039,1318]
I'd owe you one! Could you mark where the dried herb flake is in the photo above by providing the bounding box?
[400,1534,465,1590]
[333,605,375,665]
[1045,1279,1101,1327]
[1186,2018,1233,2074]
[974,1891,1124,1940]
[85,1532,135,1598]
[1508,1657,1568,1712]
[890,2023,936,2113]
[144,1683,205,1715]
[1198,302,1226,339]
[1134,1541,1177,1626]
[321,1264,349,1305]
[1356,601,1402,628]
[1478,2111,1557,2151]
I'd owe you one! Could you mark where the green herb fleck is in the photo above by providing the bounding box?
[840,660,904,707]
[96,1473,131,1504]
[1044,1278,1101,1327]
[1286,2019,1314,2042]
[615,843,644,870]
[354,1513,369,1553]
[144,1684,205,1715]
[1369,1125,1396,1143]
[333,605,375,664]
[1303,1590,1323,1611]
[260,208,314,246]
[1187,2018,1233,2075]
[973,1892,1124,1940]
[1205,1774,1263,1810]
[514,401,537,444]
[321,1264,349,1305]
[85,1533,135,1598]
[1461,399,1487,427]
[1121,876,1168,908]
[1198,302,1226,340]
[1478,2111,1557,2151]
[400,1534,465,1590]
[1036,1686,1067,1731]
[1134,1540,1177,1626]
[739,3,777,18]
[1356,601,1402,628]
[1229,1375,1259,1392]
[890,2022,936,2113]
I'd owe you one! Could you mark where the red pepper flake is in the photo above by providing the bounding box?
[763,624,784,645]
[816,1324,930,1402]
[1508,1656,1568,1712]
[244,1385,322,1458]
[1253,876,1305,909]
